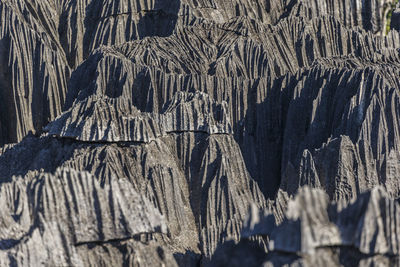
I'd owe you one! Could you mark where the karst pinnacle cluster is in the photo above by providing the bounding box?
[0,0,400,266]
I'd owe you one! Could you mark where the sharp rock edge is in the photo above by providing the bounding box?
[0,167,177,266]
[210,186,400,267]
[44,90,233,142]
[0,89,266,263]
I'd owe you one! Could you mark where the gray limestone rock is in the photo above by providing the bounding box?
[210,186,400,267]
[44,91,232,142]
[0,88,266,263]
[0,167,176,266]
[60,12,400,198]
[1,0,400,266]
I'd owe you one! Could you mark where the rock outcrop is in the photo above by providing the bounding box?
[210,186,400,266]
[1,0,400,266]
[45,91,232,142]
[0,88,266,264]
[0,168,177,266]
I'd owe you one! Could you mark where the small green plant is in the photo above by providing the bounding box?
[386,0,399,34]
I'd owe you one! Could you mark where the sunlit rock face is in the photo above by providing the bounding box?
[1,0,400,266]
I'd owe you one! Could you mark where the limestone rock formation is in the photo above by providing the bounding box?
[210,187,400,266]
[0,168,177,266]
[45,91,232,142]
[1,0,400,266]
[0,88,265,264]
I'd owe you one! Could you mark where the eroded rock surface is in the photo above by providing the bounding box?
[210,187,400,267]
[1,0,400,266]
[0,168,176,266]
